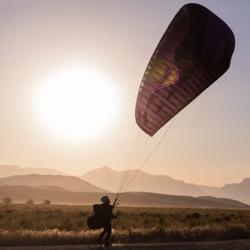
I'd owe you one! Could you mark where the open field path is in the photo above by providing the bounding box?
[1,239,250,250]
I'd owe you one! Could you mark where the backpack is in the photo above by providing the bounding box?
[87,215,103,230]
[87,204,105,230]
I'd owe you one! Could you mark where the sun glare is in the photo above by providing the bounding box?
[35,67,119,140]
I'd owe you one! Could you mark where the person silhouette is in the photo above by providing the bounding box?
[97,195,117,247]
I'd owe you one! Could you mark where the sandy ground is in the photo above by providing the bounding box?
[1,239,250,250]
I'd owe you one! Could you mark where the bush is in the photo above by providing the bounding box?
[43,200,51,205]
[26,199,34,205]
[2,197,11,205]
[186,212,201,220]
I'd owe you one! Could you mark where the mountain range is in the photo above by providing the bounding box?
[1,165,249,206]
[81,166,250,204]
[0,185,248,209]
[0,174,106,193]
[0,165,66,178]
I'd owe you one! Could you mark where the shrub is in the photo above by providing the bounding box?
[43,200,51,205]
[26,199,34,205]
[2,197,11,205]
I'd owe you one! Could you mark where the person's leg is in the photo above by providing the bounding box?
[98,227,106,244]
[104,223,112,246]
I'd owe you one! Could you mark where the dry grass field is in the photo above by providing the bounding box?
[0,204,250,246]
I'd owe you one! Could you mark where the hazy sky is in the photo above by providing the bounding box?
[0,0,249,186]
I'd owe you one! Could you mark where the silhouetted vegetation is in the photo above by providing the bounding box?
[0,204,250,246]
[2,197,11,205]
[43,200,51,206]
[26,199,34,205]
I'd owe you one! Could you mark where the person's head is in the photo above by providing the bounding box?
[101,195,110,204]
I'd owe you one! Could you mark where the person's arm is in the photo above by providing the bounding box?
[110,205,117,219]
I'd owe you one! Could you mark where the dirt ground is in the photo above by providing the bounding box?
[1,239,250,250]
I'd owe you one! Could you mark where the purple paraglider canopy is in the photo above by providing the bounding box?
[135,3,235,136]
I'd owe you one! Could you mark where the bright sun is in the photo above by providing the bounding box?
[35,67,119,140]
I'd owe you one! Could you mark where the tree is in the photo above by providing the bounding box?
[26,199,34,205]
[3,197,11,205]
[43,199,51,205]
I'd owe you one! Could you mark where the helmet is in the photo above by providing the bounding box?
[101,195,110,204]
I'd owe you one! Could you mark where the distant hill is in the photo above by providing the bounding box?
[0,165,67,178]
[81,167,250,204]
[219,178,250,205]
[81,166,217,196]
[0,174,107,193]
[0,185,248,209]
[82,166,128,192]
[197,196,250,209]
